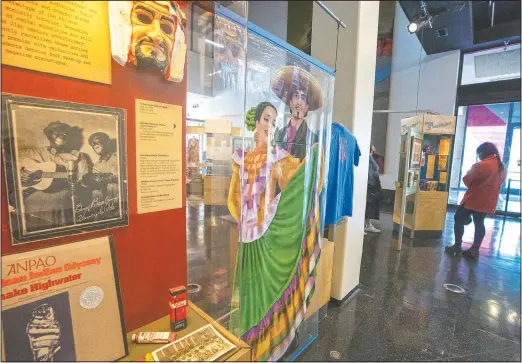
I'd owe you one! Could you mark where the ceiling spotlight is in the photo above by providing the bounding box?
[408,22,419,33]
[408,1,435,34]
[407,16,433,33]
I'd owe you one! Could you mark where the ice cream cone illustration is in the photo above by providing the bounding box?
[26,304,61,361]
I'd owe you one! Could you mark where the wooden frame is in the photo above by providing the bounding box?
[1,94,128,245]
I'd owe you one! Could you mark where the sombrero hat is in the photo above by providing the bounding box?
[270,66,324,111]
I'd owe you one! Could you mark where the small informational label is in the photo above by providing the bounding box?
[80,286,104,309]
[136,99,183,214]
[1,1,111,84]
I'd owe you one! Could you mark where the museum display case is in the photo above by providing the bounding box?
[184,1,336,361]
[393,114,457,239]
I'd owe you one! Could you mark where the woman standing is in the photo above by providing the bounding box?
[365,145,383,233]
[445,142,506,259]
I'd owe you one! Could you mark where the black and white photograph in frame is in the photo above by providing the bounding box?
[1,94,128,244]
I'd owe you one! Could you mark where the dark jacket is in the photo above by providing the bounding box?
[366,155,383,220]
[276,120,318,161]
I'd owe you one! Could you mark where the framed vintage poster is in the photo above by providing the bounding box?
[1,94,128,244]
[410,137,423,170]
[1,236,128,361]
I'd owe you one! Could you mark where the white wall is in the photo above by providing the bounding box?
[248,1,288,41]
[381,3,460,190]
[312,1,379,301]
[417,51,461,114]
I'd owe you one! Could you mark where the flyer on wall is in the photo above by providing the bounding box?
[1,236,127,362]
[135,98,183,214]
[1,94,128,244]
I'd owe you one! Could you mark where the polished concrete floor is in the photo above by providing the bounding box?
[297,211,521,362]
[187,200,521,361]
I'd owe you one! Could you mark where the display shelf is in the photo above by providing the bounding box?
[118,301,250,362]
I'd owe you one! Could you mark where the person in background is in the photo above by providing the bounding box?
[365,145,383,233]
[445,142,506,259]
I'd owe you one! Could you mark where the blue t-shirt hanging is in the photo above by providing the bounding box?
[324,123,360,224]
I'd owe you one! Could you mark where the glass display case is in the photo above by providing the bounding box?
[393,114,456,239]
[184,1,335,361]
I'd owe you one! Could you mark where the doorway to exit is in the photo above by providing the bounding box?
[449,101,521,215]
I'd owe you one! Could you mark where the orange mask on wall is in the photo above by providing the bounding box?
[109,1,187,82]
[129,1,177,72]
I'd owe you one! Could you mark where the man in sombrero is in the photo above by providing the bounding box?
[271,66,324,161]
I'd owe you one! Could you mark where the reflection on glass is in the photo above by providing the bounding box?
[508,310,519,325]
[185,2,248,327]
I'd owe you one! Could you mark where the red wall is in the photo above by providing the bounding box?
[1,47,187,331]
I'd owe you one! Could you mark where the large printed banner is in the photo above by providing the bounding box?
[1,236,127,362]
[221,14,335,362]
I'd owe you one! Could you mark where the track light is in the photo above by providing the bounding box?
[408,1,466,35]
[408,1,434,34]
[407,16,433,33]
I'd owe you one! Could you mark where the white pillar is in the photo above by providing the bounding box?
[312,1,379,301]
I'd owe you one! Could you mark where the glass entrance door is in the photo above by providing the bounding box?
[502,125,521,213]
[450,101,521,215]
